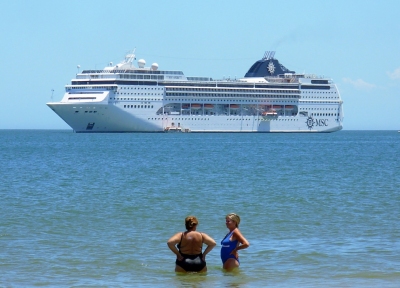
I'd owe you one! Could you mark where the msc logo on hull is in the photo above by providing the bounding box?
[306,117,328,130]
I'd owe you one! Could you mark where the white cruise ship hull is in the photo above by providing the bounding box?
[47,101,342,133]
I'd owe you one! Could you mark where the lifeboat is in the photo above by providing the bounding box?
[230,104,240,109]
[262,109,277,116]
[262,109,278,118]
[182,104,190,109]
[285,105,294,109]
[272,105,281,109]
[191,104,202,109]
[204,104,214,109]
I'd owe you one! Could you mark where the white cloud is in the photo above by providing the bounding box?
[342,78,376,90]
[387,68,400,80]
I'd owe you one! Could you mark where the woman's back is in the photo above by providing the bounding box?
[178,231,203,255]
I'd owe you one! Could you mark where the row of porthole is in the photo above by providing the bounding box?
[146,117,302,122]
[302,91,337,93]
[225,118,300,121]
[124,105,154,108]
[311,113,339,116]
[117,93,163,96]
[149,118,210,121]
[301,102,340,104]
[74,111,98,113]
[112,98,158,101]
[303,96,338,99]
[120,87,163,90]
[69,86,113,90]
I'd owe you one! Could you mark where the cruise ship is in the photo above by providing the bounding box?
[47,50,343,132]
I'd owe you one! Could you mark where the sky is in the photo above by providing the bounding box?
[1,0,400,130]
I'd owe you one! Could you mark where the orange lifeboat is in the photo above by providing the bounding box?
[191,104,202,109]
[272,105,281,109]
[204,104,214,109]
[285,105,294,109]
[230,104,240,109]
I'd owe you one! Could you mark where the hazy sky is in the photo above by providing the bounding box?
[1,0,399,130]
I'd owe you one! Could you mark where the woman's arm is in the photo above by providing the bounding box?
[201,233,216,257]
[167,232,183,260]
[232,228,250,253]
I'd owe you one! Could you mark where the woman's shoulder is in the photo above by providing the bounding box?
[230,228,239,233]
[232,228,242,237]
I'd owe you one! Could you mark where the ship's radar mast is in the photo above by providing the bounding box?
[123,48,136,65]
[105,48,137,70]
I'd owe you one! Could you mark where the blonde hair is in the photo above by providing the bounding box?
[226,213,240,227]
[185,216,199,230]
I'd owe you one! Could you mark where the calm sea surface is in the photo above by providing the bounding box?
[0,130,399,287]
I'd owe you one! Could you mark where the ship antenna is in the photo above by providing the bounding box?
[51,89,54,101]
[124,48,136,65]
[263,51,276,60]
[270,51,275,59]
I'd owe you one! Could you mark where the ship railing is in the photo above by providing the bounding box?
[268,74,328,79]
[81,69,184,75]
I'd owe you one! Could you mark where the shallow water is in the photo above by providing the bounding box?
[1,130,399,287]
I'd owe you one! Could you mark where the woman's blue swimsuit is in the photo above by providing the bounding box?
[220,230,239,264]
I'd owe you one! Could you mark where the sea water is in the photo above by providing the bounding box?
[0,130,399,287]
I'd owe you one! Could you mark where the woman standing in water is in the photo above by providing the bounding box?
[167,216,216,273]
[220,213,250,271]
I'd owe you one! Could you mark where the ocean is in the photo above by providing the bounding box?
[0,130,399,287]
